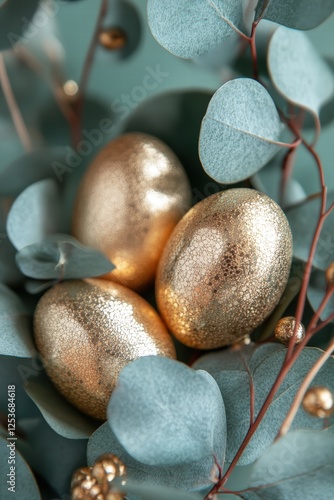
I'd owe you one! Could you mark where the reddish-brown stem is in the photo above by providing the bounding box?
[75,0,108,142]
[277,337,334,438]
[0,53,33,152]
[249,22,259,80]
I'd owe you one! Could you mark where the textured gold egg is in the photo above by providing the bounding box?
[72,133,192,291]
[156,188,293,349]
[34,279,176,420]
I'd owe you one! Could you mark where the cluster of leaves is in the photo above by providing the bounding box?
[1,0,334,499]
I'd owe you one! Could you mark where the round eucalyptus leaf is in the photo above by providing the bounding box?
[7,179,61,251]
[88,422,220,495]
[199,78,285,183]
[194,344,334,465]
[17,417,87,496]
[24,370,98,439]
[0,436,41,499]
[308,270,334,321]
[268,27,334,128]
[16,234,114,280]
[244,431,334,499]
[0,0,40,50]
[0,283,34,358]
[147,0,247,59]
[115,477,203,500]
[0,148,67,197]
[108,356,226,466]
[255,0,334,30]
[286,191,334,270]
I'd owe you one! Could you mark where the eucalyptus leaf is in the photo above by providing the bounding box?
[17,417,87,496]
[116,477,203,500]
[7,179,61,251]
[308,270,334,321]
[286,191,334,270]
[24,370,98,439]
[108,356,226,466]
[199,79,285,183]
[16,234,114,280]
[0,283,34,358]
[0,436,41,499]
[88,422,219,498]
[0,0,40,50]
[268,27,334,127]
[194,344,334,465]
[147,0,246,59]
[255,0,334,30]
[0,148,67,197]
[243,430,334,499]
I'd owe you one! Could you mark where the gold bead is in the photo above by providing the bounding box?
[63,79,79,98]
[72,133,192,291]
[34,279,176,420]
[156,188,293,349]
[274,316,305,345]
[71,466,103,500]
[302,386,334,418]
[92,454,126,500]
[99,27,127,51]
[326,262,334,284]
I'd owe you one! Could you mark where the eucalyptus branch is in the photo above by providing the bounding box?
[76,0,108,140]
[0,53,33,152]
[277,337,334,439]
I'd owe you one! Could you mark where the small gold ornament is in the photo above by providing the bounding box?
[274,316,305,345]
[34,279,176,420]
[63,80,79,98]
[326,262,334,284]
[156,188,293,349]
[71,455,126,500]
[72,133,192,291]
[302,386,334,418]
[99,27,127,51]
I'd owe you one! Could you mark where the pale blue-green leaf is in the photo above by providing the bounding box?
[115,478,203,500]
[147,0,246,59]
[88,422,219,498]
[17,417,87,496]
[243,430,334,499]
[108,356,226,466]
[0,0,40,50]
[0,233,22,284]
[7,179,61,251]
[199,79,284,183]
[286,191,334,270]
[24,370,97,439]
[194,344,334,465]
[255,0,334,30]
[24,279,57,294]
[251,157,307,208]
[0,436,41,499]
[308,270,334,321]
[0,284,34,357]
[268,28,334,126]
[193,33,240,71]
[16,234,114,280]
[0,148,67,196]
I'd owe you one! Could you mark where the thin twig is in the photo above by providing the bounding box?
[0,53,33,152]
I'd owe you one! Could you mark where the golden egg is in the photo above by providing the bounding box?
[302,386,334,418]
[156,188,293,349]
[72,133,192,291]
[34,279,176,420]
[274,316,305,345]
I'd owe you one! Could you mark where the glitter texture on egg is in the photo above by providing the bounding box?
[72,133,192,291]
[34,279,176,420]
[156,188,293,349]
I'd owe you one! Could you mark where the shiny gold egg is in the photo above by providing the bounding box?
[302,386,334,418]
[72,133,192,291]
[156,188,293,349]
[275,316,305,345]
[34,279,176,420]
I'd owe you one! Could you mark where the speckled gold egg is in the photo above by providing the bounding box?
[72,133,192,291]
[156,188,293,349]
[34,279,176,420]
